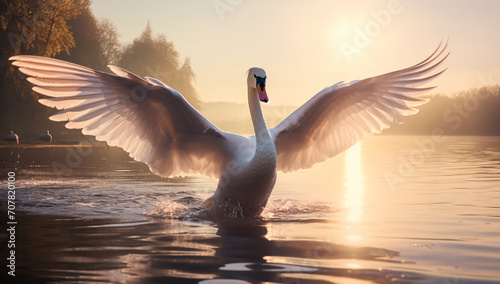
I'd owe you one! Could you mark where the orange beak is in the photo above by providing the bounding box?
[258,85,268,103]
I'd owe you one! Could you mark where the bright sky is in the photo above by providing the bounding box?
[91,0,500,105]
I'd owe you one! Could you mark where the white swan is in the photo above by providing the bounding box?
[10,43,448,217]
[3,131,19,144]
[38,130,52,143]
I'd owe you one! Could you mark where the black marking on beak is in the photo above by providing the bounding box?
[254,74,266,90]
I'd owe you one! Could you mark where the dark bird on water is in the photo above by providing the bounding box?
[38,130,52,143]
[3,131,19,144]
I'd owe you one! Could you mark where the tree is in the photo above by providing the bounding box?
[1,0,82,80]
[0,0,83,136]
[118,23,200,108]
[0,0,80,59]
[97,18,120,66]
[0,5,201,139]
[54,3,120,70]
[56,0,105,71]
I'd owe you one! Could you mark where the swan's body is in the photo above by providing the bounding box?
[38,130,52,143]
[3,131,19,144]
[10,43,448,218]
[212,81,278,217]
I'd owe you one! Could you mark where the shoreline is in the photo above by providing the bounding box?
[0,143,108,149]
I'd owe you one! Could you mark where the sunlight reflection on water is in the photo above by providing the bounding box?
[344,142,365,224]
[0,136,499,283]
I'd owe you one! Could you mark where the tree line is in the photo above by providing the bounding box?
[202,86,500,136]
[0,0,199,141]
[384,85,500,136]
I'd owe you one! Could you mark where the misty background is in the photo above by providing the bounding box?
[1,0,499,143]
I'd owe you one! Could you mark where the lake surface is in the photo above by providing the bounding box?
[0,135,499,283]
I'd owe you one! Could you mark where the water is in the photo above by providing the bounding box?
[0,136,499,283]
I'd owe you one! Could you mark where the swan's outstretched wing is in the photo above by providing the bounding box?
[10,55,248,178]
[270,43,449,173]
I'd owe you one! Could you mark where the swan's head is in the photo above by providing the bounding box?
[247,67,268,103]
[46,130,50,134]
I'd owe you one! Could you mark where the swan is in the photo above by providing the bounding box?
[38,130,52,143]
[9,42,448,218]
[3,131,19,144]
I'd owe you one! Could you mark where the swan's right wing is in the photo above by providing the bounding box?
[10,55,249,178]
[271,43,449,172]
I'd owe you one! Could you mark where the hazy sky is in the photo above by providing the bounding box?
[91,0,500,105]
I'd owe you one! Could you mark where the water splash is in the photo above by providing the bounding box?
[146,198,336,221]
[262,199,336,219]
[147,200,189,219]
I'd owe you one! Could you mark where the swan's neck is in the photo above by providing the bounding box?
[248,86,272,145]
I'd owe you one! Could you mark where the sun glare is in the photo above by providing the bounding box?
[332,21,353,43]
[344,142,365,224]
[331,16,366,45]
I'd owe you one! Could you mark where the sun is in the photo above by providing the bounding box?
[331,16,367,45]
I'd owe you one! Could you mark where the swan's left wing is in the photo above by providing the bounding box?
[270,43,449,173]
[10,55,246,178]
